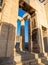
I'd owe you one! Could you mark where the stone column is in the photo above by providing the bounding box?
[0,0,19,57]
[40,25,45,53]
[0,12,1,24]
[46,29,48,52]
[20,36,22,51]
[28,18,33,52]
[35,11,45,53]
[44,28,48,52]
[20,20,25,51]
[37,25,44,53]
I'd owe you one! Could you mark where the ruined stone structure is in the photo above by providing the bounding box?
[0,0,48,65]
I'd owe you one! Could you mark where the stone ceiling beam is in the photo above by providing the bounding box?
[19,0,35,15]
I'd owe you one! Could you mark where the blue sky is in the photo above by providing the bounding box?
[18,8,26,17]
[17,8,28,42]
[25,19,28,42]
[17,20,21,35]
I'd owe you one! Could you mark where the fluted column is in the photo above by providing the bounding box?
[28,18,33,52]
[0,0,19,57]
[20,36,22,51]
[20,20,25,51]
[35,11,45,53]
[44,28,48,52]
[46,29,48,52]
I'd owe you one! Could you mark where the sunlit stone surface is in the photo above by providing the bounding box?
[0,0,48,65]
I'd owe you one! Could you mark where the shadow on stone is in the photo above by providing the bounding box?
[0,22,16,65]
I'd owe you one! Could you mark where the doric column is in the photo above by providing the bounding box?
[20,36,22,51]
[28,18,33,52]
[20,20,25,51]
[46,29,48,52]
[0,0,19,57]
[35,11,45,53]
[44,28,48,52]
[38,25,44,53]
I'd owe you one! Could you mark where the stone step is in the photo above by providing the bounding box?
[0,57,13,65]
[29,63,39,65]
[41,58,48,65]
[15,52,36,61]
[38,53,44,58]
[16,56,35,62]
[1,52,48,65]
[16,59,40,65]
[38,53,48,65]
